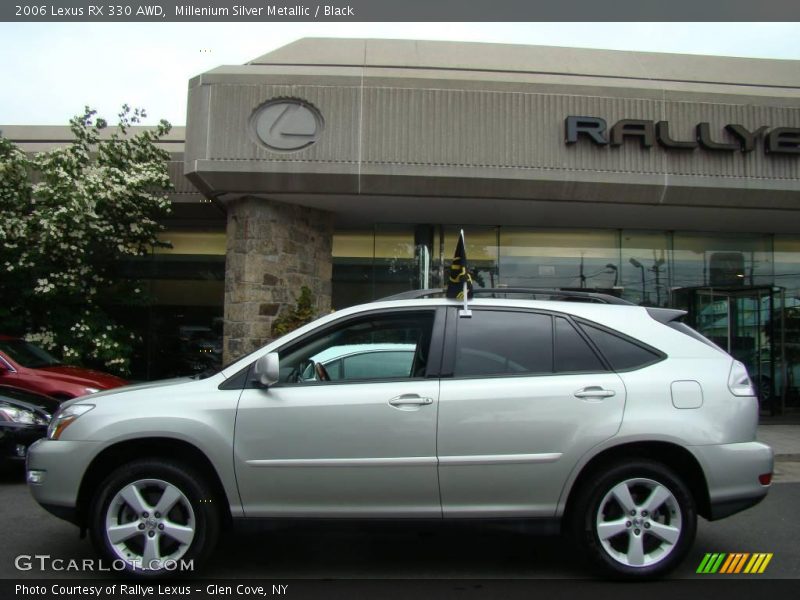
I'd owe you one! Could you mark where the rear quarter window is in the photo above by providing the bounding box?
[554,317,606,373]
[577,321,664,371]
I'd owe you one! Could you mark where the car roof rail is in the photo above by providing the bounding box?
[377,288,635,305]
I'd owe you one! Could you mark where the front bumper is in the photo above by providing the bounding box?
[690,441,773,521]
[26,438,100,521]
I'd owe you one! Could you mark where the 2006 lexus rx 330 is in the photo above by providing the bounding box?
[27,290,773,578]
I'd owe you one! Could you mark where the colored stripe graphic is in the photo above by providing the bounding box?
[759,554,773,573]
[720,553,749,573]
[696,553,714,573]
[733,553,750,573]
[697,553,726,573]
[698,553,773,574]
[719,554,735,573]
[744,553,774,574]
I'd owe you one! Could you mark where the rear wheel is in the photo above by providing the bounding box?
[571,460,696,579]
[89,459,219,576]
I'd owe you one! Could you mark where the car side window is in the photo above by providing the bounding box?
[554,317,606,373]
[453,310,553,377]
[277,311,434,384]
[341,350,415,379]
[578,321,663,371]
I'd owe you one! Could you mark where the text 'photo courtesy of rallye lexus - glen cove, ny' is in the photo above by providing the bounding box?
[25,230,773,579]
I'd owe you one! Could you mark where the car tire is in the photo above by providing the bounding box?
[571,459,697,579]
[89,459,220,577]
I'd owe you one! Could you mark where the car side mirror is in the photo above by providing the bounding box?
[253,352,280,388]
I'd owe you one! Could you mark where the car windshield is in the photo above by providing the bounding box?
[0,340,62,369]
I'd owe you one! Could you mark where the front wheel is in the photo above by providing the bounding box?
[571,460,697,579]
[89,459,220,577]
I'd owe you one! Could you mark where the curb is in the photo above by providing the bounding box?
[774,454,800,462]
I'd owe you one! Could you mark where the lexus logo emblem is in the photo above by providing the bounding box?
[251,99,323,151]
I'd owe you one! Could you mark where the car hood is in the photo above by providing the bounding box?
[36,365,128,389]
[60,377,195,409]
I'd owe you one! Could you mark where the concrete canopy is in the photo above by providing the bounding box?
[185,38,800,232]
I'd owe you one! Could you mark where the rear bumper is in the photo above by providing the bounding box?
[690,441,773,521]
[709,493,767,520]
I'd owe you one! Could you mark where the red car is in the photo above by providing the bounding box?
[0,335,127,400]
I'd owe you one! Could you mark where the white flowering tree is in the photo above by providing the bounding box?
[0,106,173,375]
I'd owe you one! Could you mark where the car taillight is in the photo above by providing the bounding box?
[728,361,755,397]
[759,473,772,485]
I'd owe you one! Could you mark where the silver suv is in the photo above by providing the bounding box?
[27,290,773,578]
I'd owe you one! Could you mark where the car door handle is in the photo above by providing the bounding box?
[389,394,434,407]
[574,386,616,399]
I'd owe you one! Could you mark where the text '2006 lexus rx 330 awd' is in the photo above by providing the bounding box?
[27,289,773,578]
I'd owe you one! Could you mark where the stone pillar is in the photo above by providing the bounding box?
[223,197,333,364]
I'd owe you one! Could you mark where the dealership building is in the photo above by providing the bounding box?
[5,38,800,413]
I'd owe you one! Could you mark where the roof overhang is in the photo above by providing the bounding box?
[185,38,800,228]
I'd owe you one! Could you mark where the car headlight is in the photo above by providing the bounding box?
[47,404,94,440]
[0,406,48,426]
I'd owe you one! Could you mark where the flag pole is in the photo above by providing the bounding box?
[458,229,472,318]
[460,279,471,317]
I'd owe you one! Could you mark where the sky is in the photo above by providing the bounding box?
[1,22,799,126]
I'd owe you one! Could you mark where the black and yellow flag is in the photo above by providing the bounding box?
[446,230,474,300]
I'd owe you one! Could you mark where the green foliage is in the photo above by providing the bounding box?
[0,106,173,375]
[271,287,316,337]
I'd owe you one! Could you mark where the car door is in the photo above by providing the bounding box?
[234,307,444,518]
[437,308,628,518]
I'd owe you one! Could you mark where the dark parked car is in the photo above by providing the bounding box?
[0,336,127,400]
[0,385,58,465]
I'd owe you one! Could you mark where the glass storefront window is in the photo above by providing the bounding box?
[621,231,671,307]
[332,230,376,309]
[498,229,619,291]
[332,227,417,308]
[775,237,800,299]
[671,232,773,290]
[154,231,227,255]
[117,230,226,381]
[373,225,416,300]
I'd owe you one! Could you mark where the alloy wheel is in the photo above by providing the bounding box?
[104,478,195,570]
[595,477,682,568]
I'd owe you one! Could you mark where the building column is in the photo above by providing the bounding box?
[223,197,333,364]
